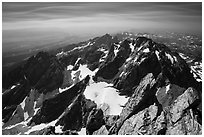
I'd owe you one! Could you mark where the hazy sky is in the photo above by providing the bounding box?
[2,2,202,43]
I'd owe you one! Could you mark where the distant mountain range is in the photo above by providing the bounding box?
[2,32,202,135]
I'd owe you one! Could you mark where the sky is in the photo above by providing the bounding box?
[2,2,202,49]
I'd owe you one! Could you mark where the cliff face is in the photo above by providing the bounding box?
[2,33,202,135]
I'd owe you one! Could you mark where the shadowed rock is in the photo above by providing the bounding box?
[29,76,90,125]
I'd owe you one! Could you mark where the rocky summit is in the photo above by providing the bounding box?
[2,33,202,135]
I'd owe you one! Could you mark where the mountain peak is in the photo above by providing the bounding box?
[2,33,202,135]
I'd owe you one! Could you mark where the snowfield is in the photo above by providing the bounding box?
[71,64,98,81]
[84,82,129,115]
[68,63,130,115]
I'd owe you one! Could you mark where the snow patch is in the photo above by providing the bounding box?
[114,44,120,56]
[97,48,106,52]
[10,83,20,89]
[99,50,108,62]
[11,85,16,89]
[126,57,132,62]
[173,56,178,62]
[3,122,29,134]
[25,120,57,134]
[165,52,174,64]
[129,43,135,52]
[143,48,150,53]
[190,64,202,82]
[119,71,125,77]
[56,51,67,57]
[166,84,171,94]
[69,42,91,53]
[78,128,86,135]
[24,112,29,121]
[33,101,40,116]
[179,53,187,60]
[84,82,129,115]
[140,57,146,63]
[79,65,95,79]
[20,97,26,110]
[195,78,202,82]
[71,64,98,82]
[155,50,160,60]
[55,125,63,133]
[137,46,143,52]
[59,85,73,93]
[74,58,81,65]
[67,65,73,70]
[134,56,139,62]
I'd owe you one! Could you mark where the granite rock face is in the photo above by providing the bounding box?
[29,75,90,125]
[117,87,201,135]
[2,34,202,135]
[113,37,200,96]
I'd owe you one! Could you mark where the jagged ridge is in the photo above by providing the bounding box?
[2,33,202,135]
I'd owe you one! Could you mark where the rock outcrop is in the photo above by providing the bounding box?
[86,108,105,135]
[2,33,202,135]
[29,76,90,125]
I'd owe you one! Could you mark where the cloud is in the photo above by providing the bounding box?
[2,2,202,37]
[3,2,201,21]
